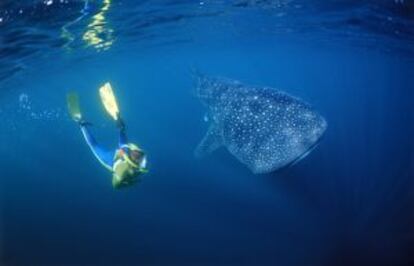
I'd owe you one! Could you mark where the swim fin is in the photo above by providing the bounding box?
[99,82,120,121]
[66,91,82,122]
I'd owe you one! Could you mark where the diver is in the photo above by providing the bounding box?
[67,82,148,189]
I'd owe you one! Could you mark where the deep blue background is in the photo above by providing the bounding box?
[0,1,413,265]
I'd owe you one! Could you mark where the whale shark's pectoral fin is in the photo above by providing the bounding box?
[195,122,223,158]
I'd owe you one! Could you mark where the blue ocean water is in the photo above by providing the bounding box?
[1,0,413,265]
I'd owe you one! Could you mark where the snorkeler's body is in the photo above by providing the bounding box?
[67,83,148,189]
[79,118,147,188]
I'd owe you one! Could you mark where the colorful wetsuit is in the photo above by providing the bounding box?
[80,125,128,171]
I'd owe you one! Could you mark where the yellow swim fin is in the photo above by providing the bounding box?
[99,82,120,121]
[66,91,82,122]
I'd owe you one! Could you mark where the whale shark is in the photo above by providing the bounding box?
[194,75,327,174]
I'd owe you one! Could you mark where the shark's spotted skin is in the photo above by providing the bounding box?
[195,76,327,174]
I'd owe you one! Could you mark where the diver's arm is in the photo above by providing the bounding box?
[117,116,128,146]
[112,177,122,189]
[112,174,138,189]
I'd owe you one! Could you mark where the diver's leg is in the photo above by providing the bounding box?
[80,125,114,170]
[117,117,128,146]
[119,128,128,147]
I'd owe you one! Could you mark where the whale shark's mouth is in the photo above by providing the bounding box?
[279,118,327,171]
[285,138,322,169]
